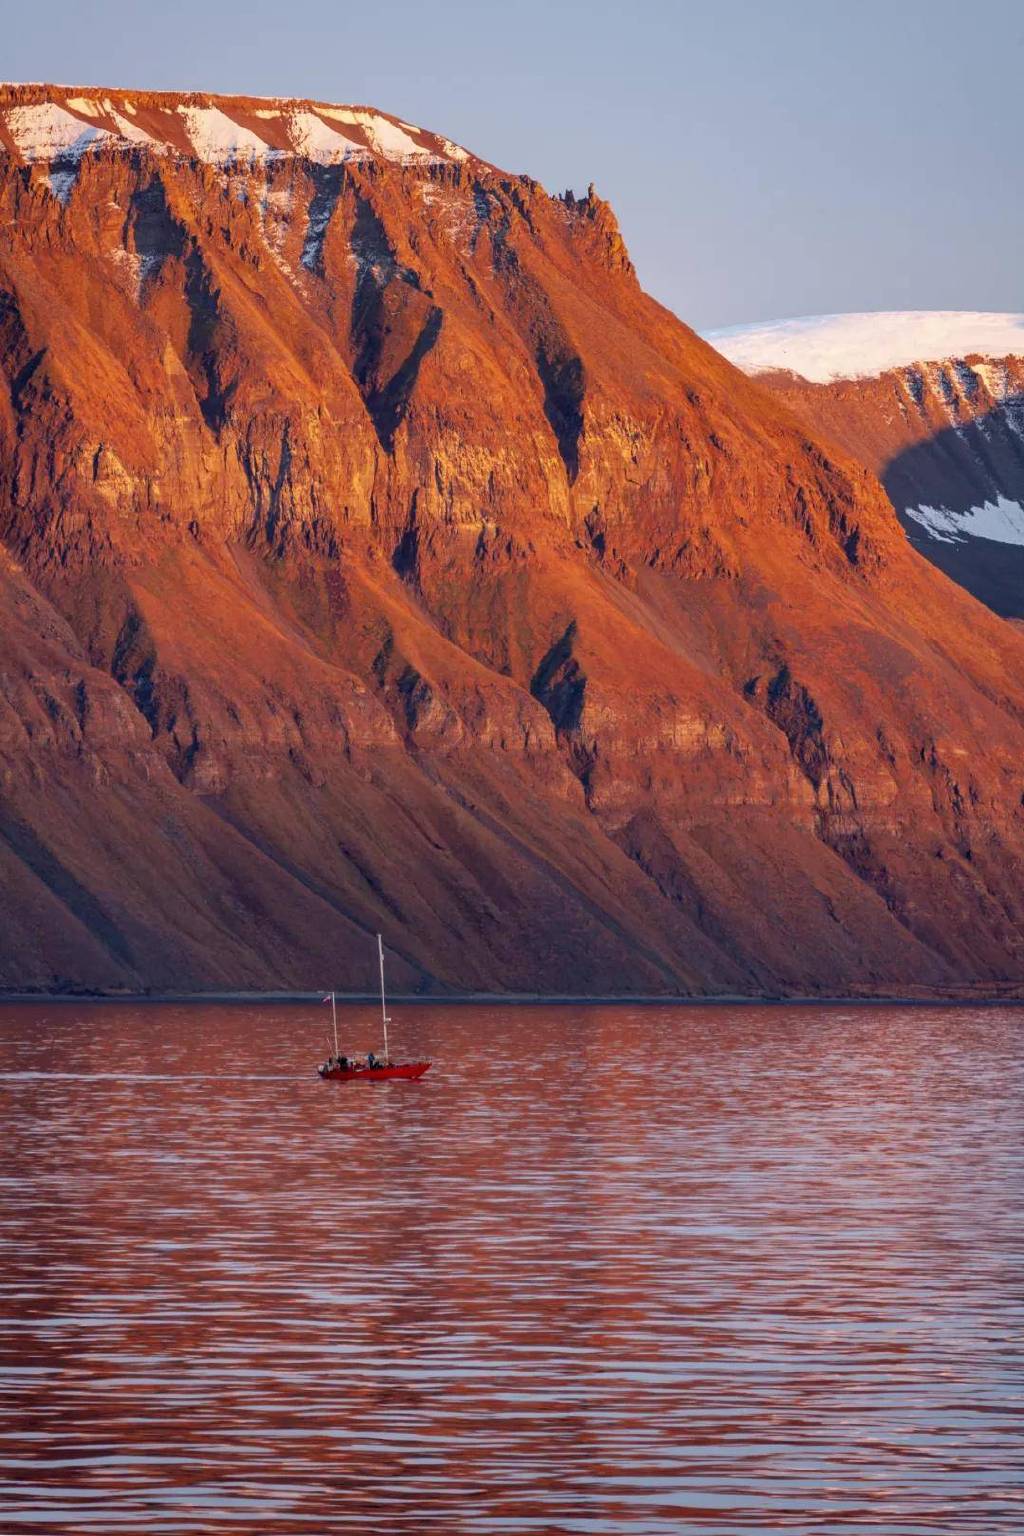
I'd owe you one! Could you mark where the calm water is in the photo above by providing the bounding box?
[0,1001,1021,1534]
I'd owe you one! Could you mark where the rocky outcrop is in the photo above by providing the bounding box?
[3,93,1024,995]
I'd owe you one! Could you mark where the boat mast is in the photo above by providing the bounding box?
[377,933,390,1062]
[330,991,339,1058]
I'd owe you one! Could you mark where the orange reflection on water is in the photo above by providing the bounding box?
[1,1000,1022,1532]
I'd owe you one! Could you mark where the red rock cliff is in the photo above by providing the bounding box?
[2,87,1024,995]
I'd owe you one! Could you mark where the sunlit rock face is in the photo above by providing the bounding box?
[4,90,1024,996]
[709,313,1024,618]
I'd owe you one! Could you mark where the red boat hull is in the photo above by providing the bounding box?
[318,1061,431,1082]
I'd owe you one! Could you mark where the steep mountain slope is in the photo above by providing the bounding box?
[708,313,1024,617]
[3,88,1024,996]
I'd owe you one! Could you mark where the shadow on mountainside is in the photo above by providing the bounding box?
[882,397,1024,618]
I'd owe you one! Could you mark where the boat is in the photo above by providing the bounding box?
[318,934,431,1082]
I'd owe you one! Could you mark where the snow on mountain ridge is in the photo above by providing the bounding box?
[706,312,1024,384]
[0,83,473,170]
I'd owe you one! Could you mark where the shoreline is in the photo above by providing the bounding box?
[3,989,1024,1008]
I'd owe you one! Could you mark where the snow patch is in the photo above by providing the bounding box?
[178,105,278,164]
[320,106,429,159]
[301,182,342,271]
[259,179,300,281]
[930,365,957,409]
[975,362,1010,400]
[301,212,332,269]
[48,166,78,204]
[360,113,430,159]
[903,368,924,407]
[5,100,153,161]
[65,96,102,116]
[707,312,1024,384]
[109,109,157,146]
[6,102,110,161]
[287,110,362,163]
[905,496,1024,546]
[952,360,979,401]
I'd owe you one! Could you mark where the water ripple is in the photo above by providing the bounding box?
[0,1001,1021,1533]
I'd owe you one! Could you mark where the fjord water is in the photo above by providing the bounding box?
[1,1003,1020,1534]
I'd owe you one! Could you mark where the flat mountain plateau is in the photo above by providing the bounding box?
[4,87,1024,996]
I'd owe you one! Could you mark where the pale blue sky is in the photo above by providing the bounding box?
[2,0,1020,328]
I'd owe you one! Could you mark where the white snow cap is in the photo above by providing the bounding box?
[0,87,471,169]
[706,312,1024,384]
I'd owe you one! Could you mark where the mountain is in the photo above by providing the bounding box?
[707,313,1024,618]
[3,87,1024,997]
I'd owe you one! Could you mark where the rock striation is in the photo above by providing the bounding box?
[3,92,1024,995]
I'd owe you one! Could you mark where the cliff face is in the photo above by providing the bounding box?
[4,91,1024,996]
[709,314,1024,618]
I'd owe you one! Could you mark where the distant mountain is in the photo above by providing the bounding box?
[4,90,1024,996]
[707,312,1024,617]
